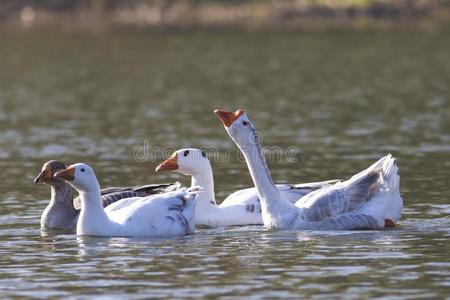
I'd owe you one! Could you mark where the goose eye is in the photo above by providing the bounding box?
[202,151,206,158]
[242,121,249,126]
[183,150,189,157]
[80,168,85,172]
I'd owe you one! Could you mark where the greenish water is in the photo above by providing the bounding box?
[0,30,449,298]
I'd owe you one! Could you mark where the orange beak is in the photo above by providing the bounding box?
[34,167,52,183]
[54,166,76,181]
[155,153,179,172]
[214,109,244,127]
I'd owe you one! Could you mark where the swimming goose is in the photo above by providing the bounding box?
[34,160,179,230]
[155,148,339,227]
[214,109,403,230]
[54,163,200,237]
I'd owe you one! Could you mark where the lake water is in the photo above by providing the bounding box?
[0,30,449,298]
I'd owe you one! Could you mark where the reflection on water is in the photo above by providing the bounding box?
[0,30,449,298]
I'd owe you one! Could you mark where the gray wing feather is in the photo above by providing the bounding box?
[164,194,193,234]
[101,191,140,207]
[100,182,180,196]
[73,182,181,210]
[300,213,379,230]
[291,179,341,190]
[301,171,381,222]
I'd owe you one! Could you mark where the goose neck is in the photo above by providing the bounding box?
[237,132,294,223]
[78,189,103,212]
[50,182,77,213]
[190,164,216,206]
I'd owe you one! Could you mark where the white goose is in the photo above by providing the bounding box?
[214,109,403,230]
[34,160,179,230]
[155,148,339,227]
[54,163,200,237]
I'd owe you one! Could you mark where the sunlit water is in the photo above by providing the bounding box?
[0,30,449,298]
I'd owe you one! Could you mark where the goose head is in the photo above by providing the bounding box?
[54,163,99,193]
[214,109,257,148]
[155,148,210,176]
[34,160,67,185]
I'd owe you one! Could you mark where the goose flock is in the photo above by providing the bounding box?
[34,109,403,237]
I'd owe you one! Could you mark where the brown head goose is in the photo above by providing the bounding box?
[34,160,180,230]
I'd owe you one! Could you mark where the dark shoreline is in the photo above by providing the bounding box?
[1,1,449,33]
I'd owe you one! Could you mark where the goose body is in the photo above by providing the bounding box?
[35,160,180,230]
[54,163,199,237]
[156,148,339,227]
[215,109,403,230]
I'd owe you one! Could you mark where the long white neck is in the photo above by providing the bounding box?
[190,163,217,207]
[236,133,294,225]
[76,186,111,234]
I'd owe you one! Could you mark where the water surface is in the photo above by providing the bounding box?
[0,30,449,298]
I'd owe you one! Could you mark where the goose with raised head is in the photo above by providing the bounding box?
[34,160,180,230]
[54,163,200,237]
[214,109,403,230]
[155,148,339,227]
